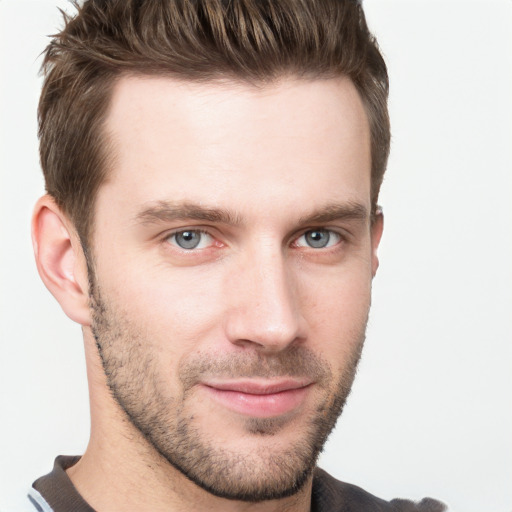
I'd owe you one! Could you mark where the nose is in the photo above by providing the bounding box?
[223,243,307,352]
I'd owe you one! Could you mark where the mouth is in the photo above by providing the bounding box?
[200,378,313,418]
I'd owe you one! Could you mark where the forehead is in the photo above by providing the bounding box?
[100,75,371,223]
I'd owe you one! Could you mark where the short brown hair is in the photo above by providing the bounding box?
[39,0,390,244]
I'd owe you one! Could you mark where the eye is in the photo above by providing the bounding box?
[167,230,214,250]
[294,229,341,249]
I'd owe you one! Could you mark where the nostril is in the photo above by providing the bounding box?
[226,305,306,351]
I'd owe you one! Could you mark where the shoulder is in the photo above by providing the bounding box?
[312,468,448,512]
[0,488,53,512]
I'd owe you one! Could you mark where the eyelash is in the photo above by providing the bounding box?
[165,229,217,251]
[164,228,345,252]
[293,229,342,249]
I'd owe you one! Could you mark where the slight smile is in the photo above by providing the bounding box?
[201,378,314,418]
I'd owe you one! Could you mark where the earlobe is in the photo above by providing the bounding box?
[370,210,384,277]
[32,195,92,326]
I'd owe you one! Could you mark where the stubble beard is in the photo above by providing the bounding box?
[89,275,366,502]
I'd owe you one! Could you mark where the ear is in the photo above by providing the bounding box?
[370,209,384,277]
[32,195,92,326]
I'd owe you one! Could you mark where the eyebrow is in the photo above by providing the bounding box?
[298,202,370,225]
[133,200,370,228]
[134,201,243,226]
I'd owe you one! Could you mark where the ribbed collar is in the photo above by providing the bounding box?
[32,456,95,512]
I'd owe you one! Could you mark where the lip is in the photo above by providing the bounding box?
[201,378,313,418]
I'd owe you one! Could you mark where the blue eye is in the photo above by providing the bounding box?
[295,229,340,249]
[168,230,213,250]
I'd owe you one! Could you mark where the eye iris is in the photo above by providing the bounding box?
[305,230,330,248]
[175,231,201,249]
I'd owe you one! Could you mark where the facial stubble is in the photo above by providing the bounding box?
[89,272,366,502]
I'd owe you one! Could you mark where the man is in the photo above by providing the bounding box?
[27,1,446,511]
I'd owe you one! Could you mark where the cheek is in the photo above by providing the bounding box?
[103,263,227,351]
[299,266,372,353]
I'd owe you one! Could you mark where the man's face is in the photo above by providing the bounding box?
[88,76,379,501]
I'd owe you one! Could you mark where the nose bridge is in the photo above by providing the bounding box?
[225,239,304,350]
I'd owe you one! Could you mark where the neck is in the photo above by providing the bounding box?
[67,424,313,512]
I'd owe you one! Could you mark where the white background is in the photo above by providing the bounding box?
[0,1,511,511]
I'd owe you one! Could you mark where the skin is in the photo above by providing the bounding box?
[32,75,383,512]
